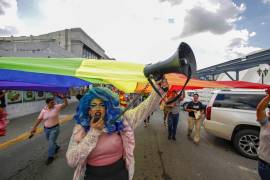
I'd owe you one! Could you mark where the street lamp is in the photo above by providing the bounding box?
[257,67,268,84]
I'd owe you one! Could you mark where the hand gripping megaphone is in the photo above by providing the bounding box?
[109,42,197,124]
[144,42,197,99]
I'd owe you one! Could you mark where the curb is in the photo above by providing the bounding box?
[0,115,73,150]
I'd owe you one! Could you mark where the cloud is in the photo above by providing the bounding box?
[159,0,183,6]
[0,0,262,70]
[225,30,260,60]
[262,0,270,4]
[180,6,233,37]
[180,0,245,37]
[168,18,175,24]
[0,0,10,15]
[0,26,18,35]
[0,0,29,36]
[228,38,246,48]
[249,32,256,37]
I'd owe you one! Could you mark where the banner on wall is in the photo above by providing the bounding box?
[46,92,54,99]
[35,91,46,101]
[7,90,22,104]
[23,91,35,102]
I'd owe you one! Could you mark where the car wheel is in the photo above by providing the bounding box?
[233,129,259,159]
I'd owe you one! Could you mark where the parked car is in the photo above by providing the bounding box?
[204,89,268,159]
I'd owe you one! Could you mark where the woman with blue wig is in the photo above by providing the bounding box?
[66,79,168,180]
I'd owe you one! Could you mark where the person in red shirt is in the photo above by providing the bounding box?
[0,106,8,136]
[0,90,8,136]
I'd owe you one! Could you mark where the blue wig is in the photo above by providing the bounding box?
[74,87,124,133]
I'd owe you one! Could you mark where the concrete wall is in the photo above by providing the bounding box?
[71,41,83,57]
[6,97,77,120]
[70,28,108,58]
[0,28,109,59]
[6,100,46,119]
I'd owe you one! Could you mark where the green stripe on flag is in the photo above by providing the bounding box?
[0,57,84,76]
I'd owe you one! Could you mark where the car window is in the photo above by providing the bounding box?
[213,94,265,111]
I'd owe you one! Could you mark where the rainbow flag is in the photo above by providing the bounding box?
[0,57,147,93]
[1,57,269,93]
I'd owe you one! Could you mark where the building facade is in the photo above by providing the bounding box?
[0,28,110,119]
[0,28,109,59]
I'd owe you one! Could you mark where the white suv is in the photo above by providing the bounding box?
[204,89,268,159]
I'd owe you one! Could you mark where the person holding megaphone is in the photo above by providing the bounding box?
[66,42,197,180]
[66,78,169,180]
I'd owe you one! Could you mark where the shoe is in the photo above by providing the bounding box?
[168,135,171,140]
[45,157,54,165]
[55,146,60,154]
[144,123,147,127]
[172,137,176,141]
[187,133,192,140]
[194,141,199,145]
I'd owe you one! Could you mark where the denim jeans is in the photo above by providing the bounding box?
[167,113,179,138]
[258,159,270,180]
[44,125,60,158]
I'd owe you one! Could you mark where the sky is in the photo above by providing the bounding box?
[0,0,269,70]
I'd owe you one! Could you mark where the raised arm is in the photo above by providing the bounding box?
[123,78,168,129]
[123,90,162,129]
[256,89,270,122]
[61,97,68,109]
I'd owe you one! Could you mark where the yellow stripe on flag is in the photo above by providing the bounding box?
[75,59,147,93]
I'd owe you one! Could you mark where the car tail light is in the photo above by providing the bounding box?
[206,106,212,120]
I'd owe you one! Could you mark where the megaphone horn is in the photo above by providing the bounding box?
[143,42,197,96]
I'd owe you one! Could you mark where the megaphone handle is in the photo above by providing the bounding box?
[166,64,192,105]
[147,78,162,97]
[166,90,184,105]
[109,83,150,124]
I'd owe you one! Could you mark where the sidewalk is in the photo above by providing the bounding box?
[0,102,78,146]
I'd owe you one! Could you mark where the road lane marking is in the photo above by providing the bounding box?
[238,165,257,175]
[0,115,73,150]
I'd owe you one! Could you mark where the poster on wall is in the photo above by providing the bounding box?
[46,92,54,99]
[35,91,46,101]
[7,90,22,104]
[23,91,35,102]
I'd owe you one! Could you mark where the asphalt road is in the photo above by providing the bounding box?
[0,109,259,180]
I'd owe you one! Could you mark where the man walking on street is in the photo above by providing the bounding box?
[30,95,68,165]
[167,90,185,141]
[186,93,204,145]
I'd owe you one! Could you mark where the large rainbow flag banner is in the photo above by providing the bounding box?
[0,57,147,93]
[0,57,269,93]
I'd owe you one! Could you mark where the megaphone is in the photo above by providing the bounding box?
[144,42,197,97]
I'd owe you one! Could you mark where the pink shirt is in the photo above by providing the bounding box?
[87,133,124,166]
[38,104,62,128]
